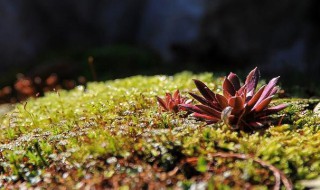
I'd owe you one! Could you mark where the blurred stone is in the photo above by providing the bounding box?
[0,104,14,116]
[314,102,320,116]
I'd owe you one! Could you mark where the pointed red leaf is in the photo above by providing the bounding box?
[156,96,168,110]
[172,90,180,105]
[235,88,248,103]
[227,72,241,91]
[265,104,288,114]
[173,90,180,100]
[204,86,217,101]
[223,89,232,100]
[269,86,279,96]
[189,92,212,106]
[252,96,273,112]
[223,77,236,97]
[211,102,222,110]
[254,104,287,118]
[237,83,246,95]
[193,112,220,122]
[168,99,175,110]
[215,94,228,109]
[179,104,203,113]
[228,96,244,114]
[247,85,266,107]
[256,76,280,105]
[196,104,221,118]
[245,67,260,96]
[165,93,172,102]
[240,88,247,103]
[193,79,214,101]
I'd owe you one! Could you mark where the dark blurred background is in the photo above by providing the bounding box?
[1,0,320,98]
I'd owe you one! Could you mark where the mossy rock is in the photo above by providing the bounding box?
[0,72,320,189]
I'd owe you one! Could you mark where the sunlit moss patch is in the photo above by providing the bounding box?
[0,72,319,189]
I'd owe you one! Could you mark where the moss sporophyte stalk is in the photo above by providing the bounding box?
[0,70,319,189]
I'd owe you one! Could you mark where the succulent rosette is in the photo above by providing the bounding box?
[181,67,287,131]
[156,90,191,113]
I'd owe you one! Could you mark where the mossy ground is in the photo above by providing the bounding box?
[0,72,320,189]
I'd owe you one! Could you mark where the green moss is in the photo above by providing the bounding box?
[0,72,320,189]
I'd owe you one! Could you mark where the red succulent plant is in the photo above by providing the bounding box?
[181,67,287,131]
[156,90,191,113]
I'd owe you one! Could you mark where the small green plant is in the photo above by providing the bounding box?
[181,67,287,131]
